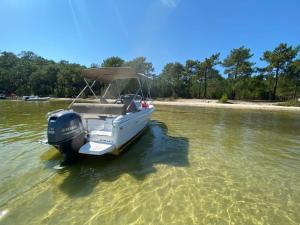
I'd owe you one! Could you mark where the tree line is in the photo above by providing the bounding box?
[0,43,299,100]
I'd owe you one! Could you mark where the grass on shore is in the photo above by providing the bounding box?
[277,99,300,107]
[218,94,229,103]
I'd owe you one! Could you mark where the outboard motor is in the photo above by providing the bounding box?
[47,110,85,162]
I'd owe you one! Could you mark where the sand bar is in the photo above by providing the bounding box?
[44,98,300,112]
[152,99,300,112]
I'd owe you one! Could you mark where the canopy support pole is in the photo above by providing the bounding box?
[85,79,97,98]
[102,83,112,98]
[137,78,145,100]
[146,77,152,101]
[67,80,96,109]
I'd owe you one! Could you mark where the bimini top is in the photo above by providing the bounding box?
[83,67,152,83]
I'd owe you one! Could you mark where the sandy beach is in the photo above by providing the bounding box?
[46,97,300,112]
[152,99,300,112]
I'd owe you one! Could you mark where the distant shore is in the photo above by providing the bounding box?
[5,97,299,112]
[52,97,300,112]
[152,99,300,112]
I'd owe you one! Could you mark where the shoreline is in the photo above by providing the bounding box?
[3,98,300,112]
[152,99,300,112]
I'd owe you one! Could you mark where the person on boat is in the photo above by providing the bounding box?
[141,100,149,108]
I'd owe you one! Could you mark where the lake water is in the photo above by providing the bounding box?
[0,101,300,225]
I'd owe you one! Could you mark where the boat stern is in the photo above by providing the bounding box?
[79,141,116,155]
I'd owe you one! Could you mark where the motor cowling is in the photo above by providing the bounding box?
[47,110,86,163]
[47,110,84,145]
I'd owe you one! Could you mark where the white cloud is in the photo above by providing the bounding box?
[160,0,180,8]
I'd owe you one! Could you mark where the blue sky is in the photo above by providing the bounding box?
[0,0,299,74]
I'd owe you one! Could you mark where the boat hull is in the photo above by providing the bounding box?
[113,125,148,155]
[26,97,50,101]
[113,108,153,154]
[79,107,154,156]
[46,106,154,161]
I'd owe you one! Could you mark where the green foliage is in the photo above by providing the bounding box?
[0,44,299,101]
[288,59,300,99]
[277,99,300,107]
[101,56,124,67]
[159,62,186,98]
[223,46,254,79]
[121,57,154,95]
[125,57,154,75]
[195,53,221,98]
[182,55,223,99]
[219,94,228,103]
[0,51,87,97]
[261,43,300,100]
[222,46,255,99]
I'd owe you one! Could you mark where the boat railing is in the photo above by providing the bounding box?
[46,109,64,118]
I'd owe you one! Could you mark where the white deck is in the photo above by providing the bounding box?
[79,142,115,155]
[79,106,154,156]
[90,130,112,136]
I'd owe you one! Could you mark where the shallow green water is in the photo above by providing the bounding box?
[0,100,300,225]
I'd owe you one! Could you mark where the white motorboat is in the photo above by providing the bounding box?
[45,67,154,162]
[23,96,50,101]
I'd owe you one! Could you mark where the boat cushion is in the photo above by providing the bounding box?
[71,103,126,115]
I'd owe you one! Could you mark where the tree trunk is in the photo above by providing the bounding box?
[294,74,299,99]
[272,68,279,100]
[198,81,201,99]
[204,69,207,98]
[234,61,240,80]
[232,88,236,100]
[232,62,239,99]
[172,86,175,98]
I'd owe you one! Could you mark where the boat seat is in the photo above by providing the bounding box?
[122,98,138,112]
[100,97,108,104]
[71,103,126,115]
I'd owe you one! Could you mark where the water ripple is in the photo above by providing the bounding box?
[0,102,300,225]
